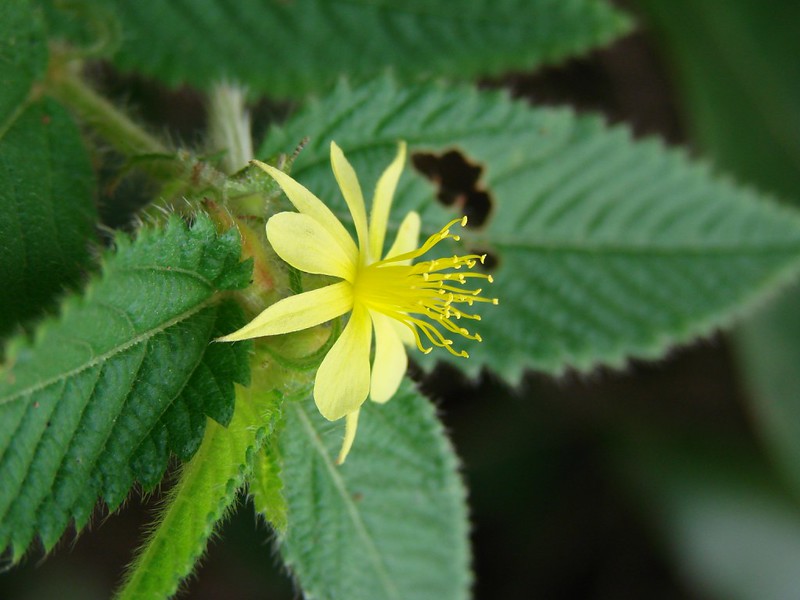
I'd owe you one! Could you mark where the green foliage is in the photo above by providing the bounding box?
[0,0,46,129]
[0,216,251,561]
[1,0,97,340]
[635,0,800,202]
[42,0,631,98]
[635,0,800,495]
[0,100,97,339]
[260,77,800,381]
[116,383,281,600]
[250,424,289,534]
[278,380,470,600]
[5,0,800,596]
[0,101,97,336]
[736,288,800,491]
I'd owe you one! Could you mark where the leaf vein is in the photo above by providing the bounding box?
[292,401,399,599]
[0,300,215,407]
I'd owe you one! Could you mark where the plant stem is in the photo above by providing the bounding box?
[48,64,168,158]
[45,48,233,218]
[208,83,254,174]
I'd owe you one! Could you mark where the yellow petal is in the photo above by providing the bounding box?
[336,409,360,465]
[391,316,416,347]
[267,212,357,281]
[314,303,372,420]
[369,141,406,261]
[216,281,353,341]
[384,210,420,264]
[251,159,354,253]
[330,142,369,256]
[369,311,408,403]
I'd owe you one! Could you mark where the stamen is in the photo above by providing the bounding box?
[355,214,497,359]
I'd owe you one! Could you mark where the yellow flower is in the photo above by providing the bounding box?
[219,141,496,462]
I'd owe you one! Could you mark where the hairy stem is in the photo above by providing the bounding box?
[45,49,233,213]
[47,59,168,157]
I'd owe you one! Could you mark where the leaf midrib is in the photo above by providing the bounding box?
[488,239,800,256]
[0,299,214,406]
[292,401,399,599]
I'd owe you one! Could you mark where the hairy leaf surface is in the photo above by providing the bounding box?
[260,78,800,380]
[43,0,630,97]
[278,380,470,600]
[250,422,288,535]
[0,216,251,560]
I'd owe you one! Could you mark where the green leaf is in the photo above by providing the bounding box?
[632,1,800,494]
[634,0,800,203]
[736,288,800,492]
[259,77,800,380]
[115,383,280,600]
[0,99,98,339]
[250,423,288,534]
[0,0,46,129]
[278,380,470,600]
[43,0,631,98]
[0,215,251,561]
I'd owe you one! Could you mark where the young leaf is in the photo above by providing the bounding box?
[0,99,97,339]
[115,383,280,600]
[0,216,251,561]
[260,77,800,381]
[250,423,288,534]
[278,380,470,600]
[43,0,631,98]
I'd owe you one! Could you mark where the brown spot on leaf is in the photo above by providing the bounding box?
[411,149,493,227]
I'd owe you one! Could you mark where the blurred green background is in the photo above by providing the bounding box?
[4,1,800,598]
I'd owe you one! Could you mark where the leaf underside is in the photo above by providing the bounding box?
[42,0,631,97]
[260,77,800,381]
[0,216,251,561]
[278,380,470,600]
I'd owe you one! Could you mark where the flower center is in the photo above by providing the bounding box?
[353,217,498,357]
